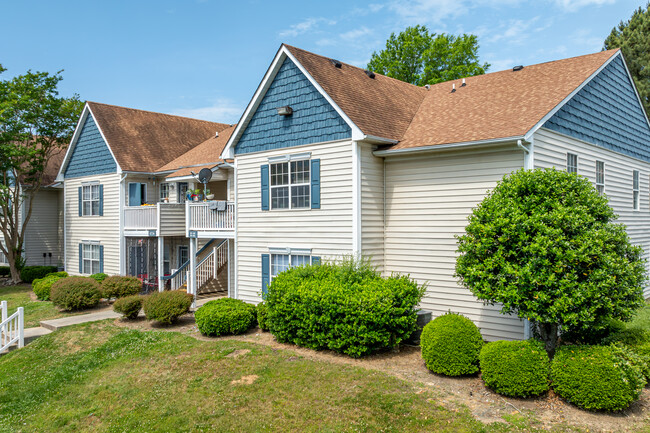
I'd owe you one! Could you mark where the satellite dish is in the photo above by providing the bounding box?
[198,168,212,183]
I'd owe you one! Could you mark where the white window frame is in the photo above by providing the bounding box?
[82,184,100,216]
[595,160,605,195]
[269,155,311,210]
[566,153,578,174]
[633,170,640,211]
[159,182,170,202]
[81,242,101,275]
[269,247,312,281]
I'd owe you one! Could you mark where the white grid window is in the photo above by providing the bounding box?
[567,153,578,174]
[633,170,640,210]
[596,161,605,195]
[82,243,100,275]
[270,161,310,209]
[0,250,6,264]
[82,184,100,216]
[270,254,311,280]
[159,183,170,202]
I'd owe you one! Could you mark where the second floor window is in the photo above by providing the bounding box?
[159,183,170,202]
[595,161,605,195]
[271,160,310,209]
[633,170,640,210]
[82,184,100,216]
[567,153,578,174]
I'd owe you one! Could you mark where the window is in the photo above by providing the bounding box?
[567,153,578,174]
[0,250,6,264]
[178,245,189,267]
[596,161,605,195]
[82,184,100,216]
[633,170,640,210]
[159,183,170,202]
[270,253,311,280]
[177,182,188,203]
[81,243,100,275]
[270,160,310,209]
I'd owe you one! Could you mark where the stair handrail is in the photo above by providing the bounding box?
[1,301,23,353]
[160,238,219,281]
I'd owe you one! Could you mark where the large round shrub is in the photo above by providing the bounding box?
[32,274,67,301]
[479,340,550,397]
[551,345,646,411]
[420,313,483,376]
[256,302,269,331]
[266,260,424,358]
[113,295,143,320]
[142,290,193,324]
[195,298,256,336]
[456,168,647,357]
[50,277,101,311]
[101,276,142,299]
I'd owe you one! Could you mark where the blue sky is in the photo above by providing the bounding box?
[0,0,643,124]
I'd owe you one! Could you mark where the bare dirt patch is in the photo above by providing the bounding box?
[231,374,259,385]
[113,315,650,432]
[226,349,251,358]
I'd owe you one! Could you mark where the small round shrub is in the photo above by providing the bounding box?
[46,271,68,278]
[101,276,142,299]
[113,295,143,320]
[89,273,108,283]
[601,327,650,347]
[195,298,256,336]
[142,290,193,325]
[50,277,101,311]
[551,345,646,411]
[257,302,269,331]
[479,340,550,397]
[32,274,66,301]
[421,312,483,376]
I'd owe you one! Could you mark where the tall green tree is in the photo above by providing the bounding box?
[604,3,650,115]
[367,25,489,86]
[0,66,83,282]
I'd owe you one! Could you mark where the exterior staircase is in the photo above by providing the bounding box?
[163,239,228,296]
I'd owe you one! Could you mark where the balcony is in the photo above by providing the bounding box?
[186,201,235,238]
[123,203,186,237]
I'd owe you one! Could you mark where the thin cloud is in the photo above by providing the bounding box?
[278,17,337,38]
[172,99,243,124]
[553,0,616,12]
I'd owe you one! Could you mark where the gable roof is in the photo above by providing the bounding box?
[42,147,66,186]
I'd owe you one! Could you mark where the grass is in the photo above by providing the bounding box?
[628,302,650,330]
[0,321,576,433]
[0,284,79,327]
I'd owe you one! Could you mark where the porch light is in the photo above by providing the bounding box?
[277,106,293,116]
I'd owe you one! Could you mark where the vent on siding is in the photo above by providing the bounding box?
[330,59,342,68]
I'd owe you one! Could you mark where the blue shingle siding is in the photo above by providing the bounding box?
[544,55,650,162]
[65,115,118,178]
[235,58,352,154]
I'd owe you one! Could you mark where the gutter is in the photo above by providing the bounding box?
[373,136,525,157]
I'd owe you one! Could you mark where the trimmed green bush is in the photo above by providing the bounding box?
[142,290,193,325]
[257,302,269,331]
[20,266,58,283]
[421,313,483,376]
[0,266,9,277]
[113,295,143,320]
[50,277,101,311]
[266,259,424,358]
[89,273,108,283]
[32,274,66,301]
[101,276,142,299]
[479,340,550,397]
[46,271,68,278]
[631,342,650,381]
[601,327,650,347]
[195,298,256,336]
[551,345,646,411]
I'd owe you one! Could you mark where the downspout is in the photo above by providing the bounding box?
[518,138,534,340]
[118,172,127,275]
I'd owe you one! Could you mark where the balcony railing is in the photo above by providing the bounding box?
[124,205,157,230]
[187,201,235,232]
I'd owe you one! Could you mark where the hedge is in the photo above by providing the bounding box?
[32,274,67,301]
[195,298,256,336]
[420,313,483,376]
[265,261,424,358]
[21,266,58,283]
[551,345,646,411]
[0,266,9,277]
[50,277,102,311]
[113,295,143,320]
[101,276,142,299]
[256,302,269,331]
[479,340,550,397]
[142,290,193,325]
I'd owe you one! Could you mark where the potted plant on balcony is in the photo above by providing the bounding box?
[205,189,214,200]
[190,188,202,201]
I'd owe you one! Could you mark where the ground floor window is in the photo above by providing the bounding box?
[0,250,7,264]
[270,254,311,280]
[81,243,101,275]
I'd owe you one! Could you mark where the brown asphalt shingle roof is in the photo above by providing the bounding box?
[285,45,619,150]
[42,147,66,186]
[87,102,231,172]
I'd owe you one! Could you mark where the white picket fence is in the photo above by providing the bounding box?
[1,301,24,353]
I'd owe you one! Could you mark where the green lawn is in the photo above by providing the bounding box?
[0,284,79,328]
[0,321,575,433]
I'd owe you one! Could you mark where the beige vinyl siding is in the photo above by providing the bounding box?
[125,175,158,205]
[159,204,185,236]
[64,173,122,275]
[384,145,526,341]
[235,140,354,303]
[360,143,384,272]
[534,127,650,298]
[23,189,62,266]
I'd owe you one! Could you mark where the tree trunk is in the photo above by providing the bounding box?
[9,259,21,284]
[538,323,559,359]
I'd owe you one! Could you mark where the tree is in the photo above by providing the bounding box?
[367,25,489,86]
[604,3,650,115]
[0,66,83,282]
[455,168,646,358]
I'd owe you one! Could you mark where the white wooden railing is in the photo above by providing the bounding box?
[124,206,158,230]
[215,239,228,270]
[195,250,215,293]
[187,201,235,232]
[1,301,23,353]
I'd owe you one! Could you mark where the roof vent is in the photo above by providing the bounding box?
[424,84,431,90]
[364,70,375,79]
[215,131,219,138]
[461,78,466,87]
[513,65,524,72]
[451,83,456,93]
[330,59,342,68]
[277,106,293,116]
